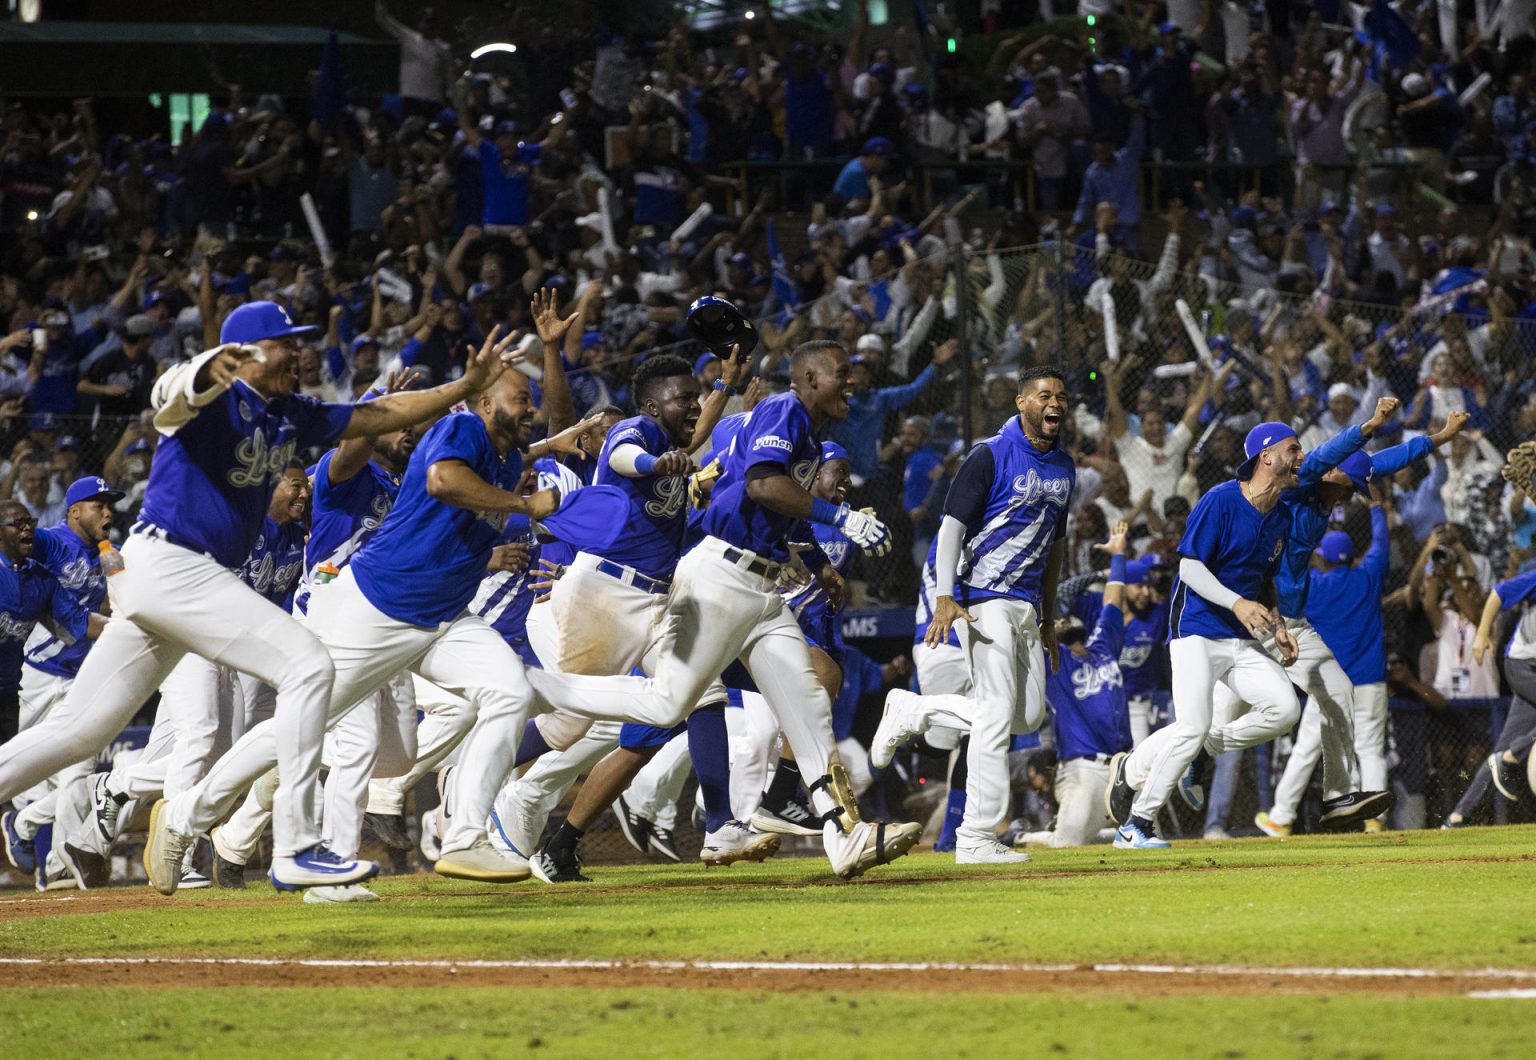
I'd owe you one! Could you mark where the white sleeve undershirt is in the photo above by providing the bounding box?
[1178,556,1243,611]
[607,442,649,478]
[935,515,967,598]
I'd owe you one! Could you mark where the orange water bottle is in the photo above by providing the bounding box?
[99,539,125,576]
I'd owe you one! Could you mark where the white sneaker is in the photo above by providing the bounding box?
[955,838,1032,865]
[699,821,780,866]
[827,819,922,879]
[143,798,193,896]
[434,838,532,883]
[419,807,442,864]
[303,883,381,904]
[870,689,927,768]
[487,794,542,858]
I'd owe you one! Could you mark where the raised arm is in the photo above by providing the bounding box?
[530,287,578,435]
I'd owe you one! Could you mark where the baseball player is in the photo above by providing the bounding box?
[0,300,535,894]
[1258,412,1471,835]
[1060,553,1170,745]
[147,349,610,891]
[0,498,98,878]
[521,340,922,878]
[1028,522,1134,847]
[1103,404,1395,847]
[907,537,970,851]
[2,478,118,874]
[870,365,1076,865]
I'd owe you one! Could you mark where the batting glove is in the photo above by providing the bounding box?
[836,505,892,557]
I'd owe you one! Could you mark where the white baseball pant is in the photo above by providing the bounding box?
[913,641,969,751]
[367,675,478,816]
[10,668,85,835]
[523,537,854,861]
[1208,618,1358,800]
[1268,681,1389,827]
[164,566,535,858]
[729,689,779,822]
[893,597,1048,847]
[0,533,337,853]
[1125,636,1297,819]
[1127,696,1155,747]
[622,729,694,830]
[492,721,621,853]
[319,673,417,860]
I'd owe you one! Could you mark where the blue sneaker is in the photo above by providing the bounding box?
[1113,820,1170,849]
[1177,762,1206,812]
[3,809,37,874]
[269,844,379,892]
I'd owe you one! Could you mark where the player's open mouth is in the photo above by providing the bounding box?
[1043,412,1062,430]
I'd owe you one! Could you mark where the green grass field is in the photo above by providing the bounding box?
[4,826,1535,1057]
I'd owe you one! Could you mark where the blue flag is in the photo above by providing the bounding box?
[766,218,800,315]
[1359,0,1419,80]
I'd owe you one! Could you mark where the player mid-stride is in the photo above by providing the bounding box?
[870,365,1076,864]
[0,302,526,892]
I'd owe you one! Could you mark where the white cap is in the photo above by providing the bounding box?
[1327,382,1357,404]
[855,333,885,353]
[1401,73,1430,99]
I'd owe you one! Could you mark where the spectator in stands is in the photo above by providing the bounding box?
[1014,70,1088,213]
[833,137,894,209]
[827,338,956,482]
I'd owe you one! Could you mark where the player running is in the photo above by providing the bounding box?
[870,365,1076,864]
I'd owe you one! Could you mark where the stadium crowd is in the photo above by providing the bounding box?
[4,0,1536,887]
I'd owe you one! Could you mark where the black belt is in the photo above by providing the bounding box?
[592,558,671,595]
[1063,753,1115,766]
[721,547,783,581]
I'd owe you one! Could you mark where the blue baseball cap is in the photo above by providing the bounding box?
[351,333,380,352]
[581,330,606,350]
[693,352,720,375]
[1124,556,1159,585]
[1237,421,1298,480]
[28,412,58,432]
[466,282,495,303]
[820,441,850,464]
[219,301,317,345]
[862,136,894,156]
[1316,531,1354,565]
[126,438,152,455]
[1335,450,1375,498]
[64,475,125,508]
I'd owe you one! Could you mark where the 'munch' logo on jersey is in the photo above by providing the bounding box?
[228,430,298,488]
[0,612,34,643]
[1011,469,1072,506]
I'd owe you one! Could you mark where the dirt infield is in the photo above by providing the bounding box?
[6,955,1534,999]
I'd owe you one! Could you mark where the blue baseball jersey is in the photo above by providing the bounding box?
[1494,564,1536,660]
[587,415,690,579]
[943,417,1075,608]
[1,554,84,694]
[352,411,524,626]
[531,455,585,569]
[1120,599,1170,697]
[783,520,855,664]
[296,451,402,615]
[1169,480,1288,641]
[1305,507,1390,684]
[1047,603,1132,761]
[24,525,105,678]
[699,411,749,467]
[469,514,542,669]
[138,379,352,568]
[1271,426,1366,618]
[697,392,822,559]
[237,517,307,608]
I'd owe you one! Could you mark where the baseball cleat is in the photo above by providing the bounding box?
[529,849,592,884]
[1488,753,1524,802]
[60,841,110,890]
[1317,791,1394,832]
[363,812,413,850]
[87,773,123,845]
[831,819,921,879]
[1105,751,1134,825]
[699,821,781,866]
[212,851,247,890]
[35,863,76,891]
[180,867,212,890]
[270,844,379,891]
[487,800,542,859]
[1113,820,1170,849]
[303,884,381,904]
[612,796,652,856]
[2,809,36,874]
[647,824,682,863]
[870,689,927,769]
[1176,761,1206,813]
[1253,811,1291,838]
[750,794,822,837]
[955,838,1032,865]
[144,799,192,896]
[434,839,531,884]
